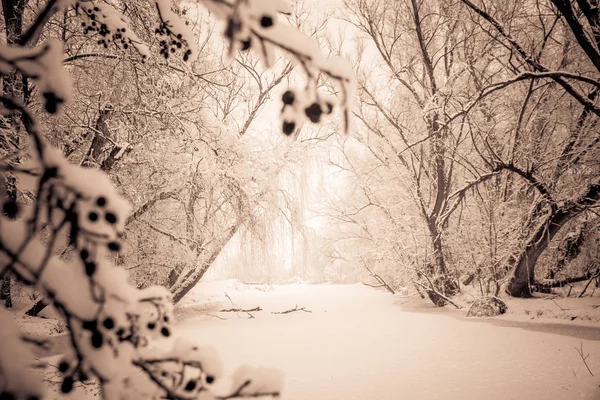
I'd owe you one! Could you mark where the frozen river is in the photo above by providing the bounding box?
[176,282,600,400]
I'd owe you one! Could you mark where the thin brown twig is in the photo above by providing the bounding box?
[575,342,594,376]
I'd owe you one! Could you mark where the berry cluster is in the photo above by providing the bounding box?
[280,89,334,136]
[58,358,89,394]
[84,195,121,254]
[80,6,144,60]
[155,23,193,61]
[224,13,275,53]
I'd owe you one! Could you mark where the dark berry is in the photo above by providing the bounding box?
[60,377,74,393]
[107,242,120,252]
[147,322,155,330]
[103,317,114,330]
[326,102,334,114]
[85,261,96,276]
[206,375,215,384]
[2,200,19,219]
[241,39,251,51]
[260,15,274,28]
[58,360,70,373]
[282,121,296,136]
[161,327,170,337]
[80,249,89,260]
[184,380,196,391]
[96,197,107,207]
[305,103,323,123]
[163,315,169,323]
[91,331,103,348]
[105,212,117,224]
[88,211,98,222]
[43,92,63,114]
[282,90,295,105]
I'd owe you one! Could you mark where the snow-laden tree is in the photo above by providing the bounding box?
[0,0,354,398]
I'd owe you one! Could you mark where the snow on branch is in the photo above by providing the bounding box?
[0,100,284,398]
[200,0,355,135]
[0,40,71,114]
[0,0,355,397]
[0,4,291,399]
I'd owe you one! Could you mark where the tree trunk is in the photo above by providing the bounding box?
[170,224,239,303]
[424,219,458,306]
[507,181,600,297]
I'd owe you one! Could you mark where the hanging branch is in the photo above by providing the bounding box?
[362,265,395,295]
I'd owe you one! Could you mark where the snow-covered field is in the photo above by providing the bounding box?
[173,281,600,400]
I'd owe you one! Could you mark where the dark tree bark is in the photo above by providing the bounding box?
[25,299,47,316]
[506,181,600,296]
[170,224,239,304]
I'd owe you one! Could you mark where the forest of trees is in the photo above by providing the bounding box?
[1,0,599,398]
[324,0,600,304]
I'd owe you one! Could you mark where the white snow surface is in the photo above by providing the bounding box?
[174,280,600,400]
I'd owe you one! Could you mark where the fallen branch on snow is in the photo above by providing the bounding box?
[412,280,462,310]
[220,307,262,313]
[224,292,261,319]
[272,305,312,314]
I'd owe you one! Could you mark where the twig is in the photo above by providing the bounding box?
[220,307,262,313]
[574,342,594,376]
[550,298,568,311]
[362,282,385,288]
[413,280,462,309]
[271,305,312,314]
[361,259,395,294]
[224,292,259,319]
[20,334,52,350]
[579,269,600,297]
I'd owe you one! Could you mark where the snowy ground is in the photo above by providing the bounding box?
[20,280,600,399]
[173,281,600,400]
